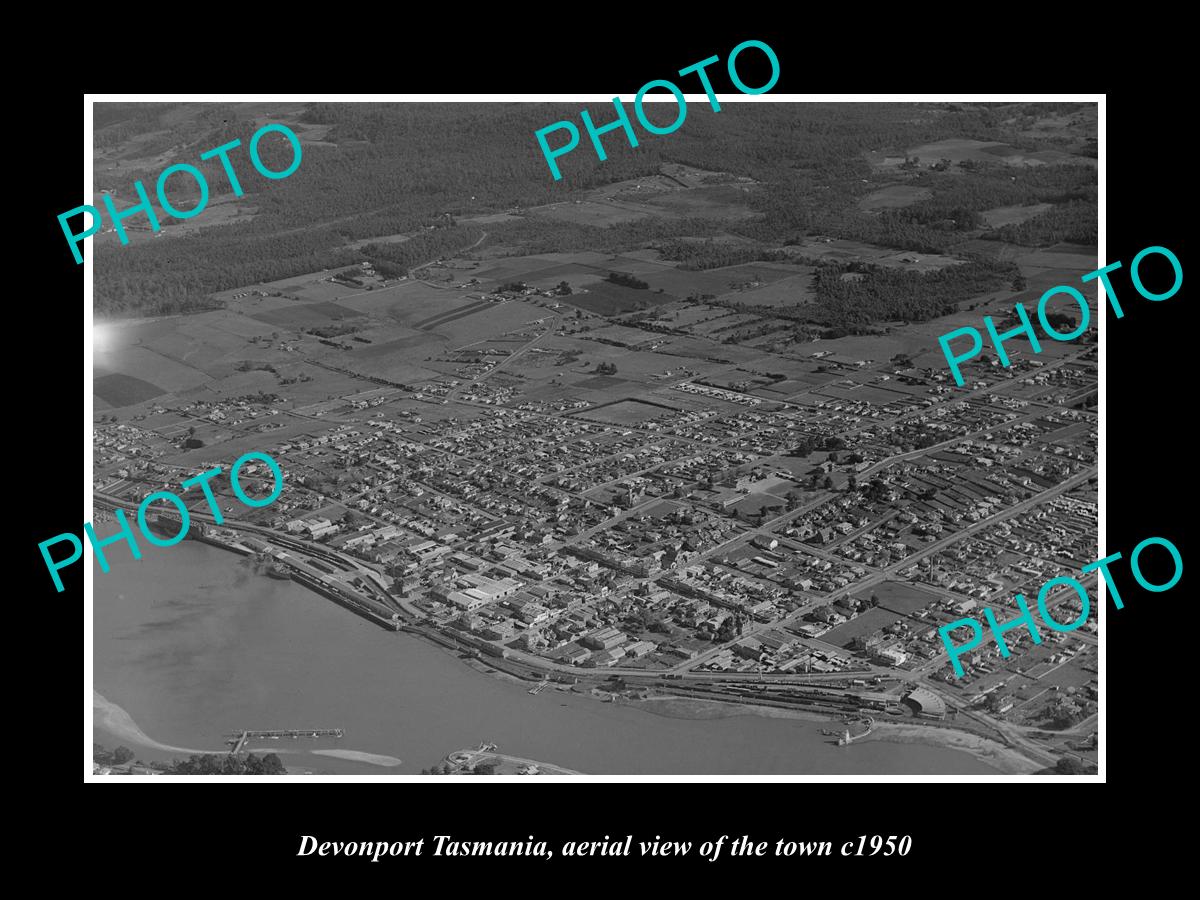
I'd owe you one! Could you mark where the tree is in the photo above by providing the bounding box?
[606,272,649,290]
[261,753,286,775]
[112,746,134,765]
[556,281,572,295]
[822,476,834,490]
[1055,757,1088,775]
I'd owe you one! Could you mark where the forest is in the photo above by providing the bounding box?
[809,259,1019,328]
[984,199,1097,246]
[92,101,1095,317]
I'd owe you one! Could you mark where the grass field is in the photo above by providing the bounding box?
[631,266,740,298]
[564,282,675,315]
[334,281,481,324]
[530,200,652,226]
[726,271,815,308]
[858,185,932,211]
[731,494,787,516]
[820,607,904,648]
[94,373,168,406]
[850,580,945,615]
[578,398,676,425]
[414,299,495,330]
[249,301,365,328]
[981,203,1053,227]
[640,184,758,219]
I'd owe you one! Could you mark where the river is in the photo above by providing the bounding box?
[92,541,1000,774]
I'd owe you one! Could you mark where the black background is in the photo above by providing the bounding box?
[29,24,1186,884]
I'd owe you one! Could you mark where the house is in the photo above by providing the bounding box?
[874,646,908,667]
[813,606,845,625]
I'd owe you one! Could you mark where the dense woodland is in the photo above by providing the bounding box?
[810,260,1018,328]
[984,199,1098,246]
[92,102,1095,319]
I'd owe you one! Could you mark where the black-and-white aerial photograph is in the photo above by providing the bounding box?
[84,98,1100,777]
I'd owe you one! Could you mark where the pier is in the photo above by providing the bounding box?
[225,728,344,753]
[837,717,875,746]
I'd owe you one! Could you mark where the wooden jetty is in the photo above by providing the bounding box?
[224,728,344,753]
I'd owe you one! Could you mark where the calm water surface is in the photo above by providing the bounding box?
[93,542,998,774]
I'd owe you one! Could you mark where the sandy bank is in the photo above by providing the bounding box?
[311,749,402,767]
[94,691,407,771]
[633,695,1039,773]
[94,690,229,756]
[862,722,1041,774]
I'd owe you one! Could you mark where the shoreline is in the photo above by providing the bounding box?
[633,695,1037,774]
[95,541,1036,775]
[93,690,403,770]
[859,722,1041,775]
[94,690,230,757]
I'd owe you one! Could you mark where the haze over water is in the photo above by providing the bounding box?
[93,541,998,775]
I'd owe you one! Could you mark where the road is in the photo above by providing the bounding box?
[672,465,1097,674]
[447,313,561,401]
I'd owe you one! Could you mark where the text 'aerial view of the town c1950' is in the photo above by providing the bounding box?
[89,100,1098,777]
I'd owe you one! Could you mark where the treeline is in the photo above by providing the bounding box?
[811,259,1018,327]
[95,226,360,314]
[94,224,486,315]
[360,226,485,273]
[168,752,287,775]
[983,200,1097,246]
[653,238,792,270]
[871,163,1096,238]
[909,163,1096,217]
[606,271,649,289]
[93,741,287,775]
